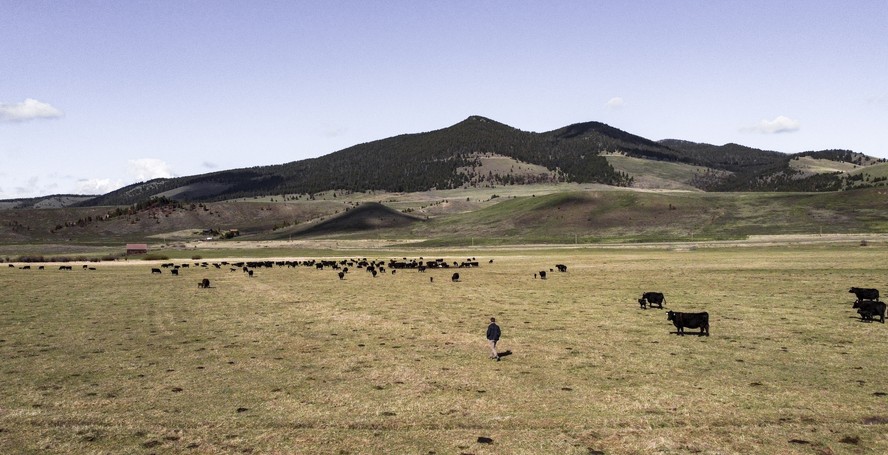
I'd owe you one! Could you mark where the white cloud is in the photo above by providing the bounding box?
[0,98,64,123]
[605,97,625,110]
[742,115,800,134]
[76,178,123,195]
[127,158,174,181]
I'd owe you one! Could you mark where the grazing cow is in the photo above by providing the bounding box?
[38,266,44,270]
[638,292,665,309]
[83,265,89,269]
[555,264,567,272]
[21,265,31,270]
[338,271,345,280]
[451,273,460,282]
[849,287,879,302]
[248,270,254,277]
[539,271,547,280]
[151,268,162,274]
[667,311,709,336]
[59,265,72,271]
[852,300,886,323]
[7,264,13,268]
[198,278,210,288]
[171,269,179,276]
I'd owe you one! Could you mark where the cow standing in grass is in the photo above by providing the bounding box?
[853,300,886,323]
[638,292,665,309]
[667,311,709,336]
[849,287,879,302]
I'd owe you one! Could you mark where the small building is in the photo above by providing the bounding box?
[126,243,149,255]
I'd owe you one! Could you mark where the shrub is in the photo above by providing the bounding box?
[16,255,46,263]
[142,254,170,261]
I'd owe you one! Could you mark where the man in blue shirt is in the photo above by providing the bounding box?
[486,317,501,361]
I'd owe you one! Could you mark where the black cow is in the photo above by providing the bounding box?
[852,300,886,323]
[198,278,210,288]
[248,270,254,277]
[151,268,162,274]
[171,269,179,276]
[21,265,31,270]
[451,273,460,282]
[849,287,879,302]
[667,311,709,336]
[555,264,567,272]
[338,271,345,280]
[539,271,547,280]
[638,292,665,309]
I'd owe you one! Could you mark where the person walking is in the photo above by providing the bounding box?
[486,317,501,361]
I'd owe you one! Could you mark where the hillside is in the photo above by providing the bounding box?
[604,154,714,190]
[398,187,888,244]
[0,195,94,210]
[3,116,886,213]
[75,117,883,207]
[79,116,635,207]
[3,186,888,251]
[279,202,424,239]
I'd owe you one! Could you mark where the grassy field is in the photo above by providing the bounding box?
[1,245,887,454]
[605,154,712,190]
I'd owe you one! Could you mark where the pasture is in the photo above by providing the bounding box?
[1,246,886,454]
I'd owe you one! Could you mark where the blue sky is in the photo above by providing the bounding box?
[2,1,886,199]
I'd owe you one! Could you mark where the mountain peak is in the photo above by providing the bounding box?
[465,115,493,122]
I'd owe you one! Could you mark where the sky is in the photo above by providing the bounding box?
[2,0,887,199]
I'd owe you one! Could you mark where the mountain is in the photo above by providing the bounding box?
[0,195,95,210]
[4,116,885,209]
[79,116,634,207]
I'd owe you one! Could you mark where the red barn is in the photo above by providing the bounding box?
[126,243,148,255]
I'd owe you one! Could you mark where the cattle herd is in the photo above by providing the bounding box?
[4,259,885,333]
[849,287,885,323]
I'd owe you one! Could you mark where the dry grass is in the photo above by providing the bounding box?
[1,246,887,454]
[789,156,863,176]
